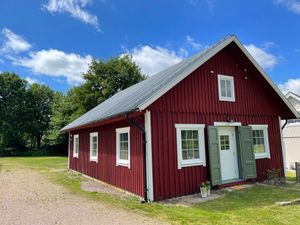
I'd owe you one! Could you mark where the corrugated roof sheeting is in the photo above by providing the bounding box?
[61,37,221,131]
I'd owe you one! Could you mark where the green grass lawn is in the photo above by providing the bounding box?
[286,171,296,182]
[1,156,300,225]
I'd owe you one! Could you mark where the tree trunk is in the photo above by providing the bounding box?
[36,134,42,149]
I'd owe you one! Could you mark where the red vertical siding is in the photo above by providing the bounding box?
[148,43,288,200]
[69,116,144,197]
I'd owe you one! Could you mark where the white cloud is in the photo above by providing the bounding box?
[275,0,300,14]
[25,77,42,85]
[244,44,278,69]
[278,78,300,95]
[14,49,92,85]
[124,45,184,75]
[186,35,202,50]
[43,0,99,31]
[0,28,31,53]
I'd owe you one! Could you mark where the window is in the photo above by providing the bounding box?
[218,75,235,102]
[73,134,79,158]
[89,132,98,162]
[116,127,130,168]
[249,125,270,159]
[175,124,206,169]
[220,135,230,150]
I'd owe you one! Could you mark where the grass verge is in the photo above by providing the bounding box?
[1,156,300,225]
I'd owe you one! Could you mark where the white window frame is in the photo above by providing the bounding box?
[218,74,235,102]
[73,134,79,158]
[249,124,271,159]
[89,132,98,162]
[175,124,206,169]
[116,127,130,168]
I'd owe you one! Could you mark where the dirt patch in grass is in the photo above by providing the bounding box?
[81,179,137,199]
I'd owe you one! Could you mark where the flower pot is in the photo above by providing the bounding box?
[200,187,207,198]
[207,188,211,196]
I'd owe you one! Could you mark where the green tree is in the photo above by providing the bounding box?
[0,72,28,150]
[26,83,54,149]
[72,55,146,114]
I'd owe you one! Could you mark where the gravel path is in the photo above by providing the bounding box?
[0,167,165,225]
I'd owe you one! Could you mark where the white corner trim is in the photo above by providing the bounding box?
[145,110,154,201]
[217,74,235,102]
[89,132,98,162]
[68,131,70,169]
[214,122,242,126]
[116,127,130,169]
[249,124,271,160]
[278,116,286,176]
[175,124,206,169]
[137,36,299,119]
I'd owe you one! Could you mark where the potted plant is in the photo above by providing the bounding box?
[200,181,211,198]
[200,182,207,198]
[205,181,211,196]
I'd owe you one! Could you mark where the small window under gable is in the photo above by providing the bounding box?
[116,127,130,168]
[218,75,235,102]
[73,134,79,158]
[175,124,206,169]
[249,125,271,159]
[90,132,98,162]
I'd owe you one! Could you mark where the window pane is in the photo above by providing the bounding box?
[220,135,230,150]
[192,130,198,139]
[187,130,193,139]
[119,132,129,161]
[181,130,187,139]
[182,150,187,160]
[252,129,265,153]
[194,149,200,159]
[226,80,232,97]
[221,80,226,97]
[181,129,200,160]
[120,150,128,160]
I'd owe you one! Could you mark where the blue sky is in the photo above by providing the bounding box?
[0,0,300,94]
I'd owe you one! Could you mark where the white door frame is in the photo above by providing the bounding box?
[218,127,239,181]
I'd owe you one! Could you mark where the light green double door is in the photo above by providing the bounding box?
[208,126,257,186]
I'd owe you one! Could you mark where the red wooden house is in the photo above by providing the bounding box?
[61,35,298,201]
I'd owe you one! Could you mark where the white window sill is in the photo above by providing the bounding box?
[90,158,98,163]
[117,160,130,168]
[179,160,206,169]
[255,154,271,160]
[219,97,235,102]
[73,154,78,158]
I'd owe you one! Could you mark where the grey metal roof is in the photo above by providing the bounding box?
[61,35,299,131]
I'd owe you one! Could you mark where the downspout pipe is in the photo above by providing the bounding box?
[125,113,148,203]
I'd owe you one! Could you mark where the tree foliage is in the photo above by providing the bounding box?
[0,55,145,154]
[0,73,28,149]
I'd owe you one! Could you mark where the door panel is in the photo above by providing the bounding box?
[219,127,239,181]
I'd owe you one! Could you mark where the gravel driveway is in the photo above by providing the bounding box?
[0,166,165,225]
